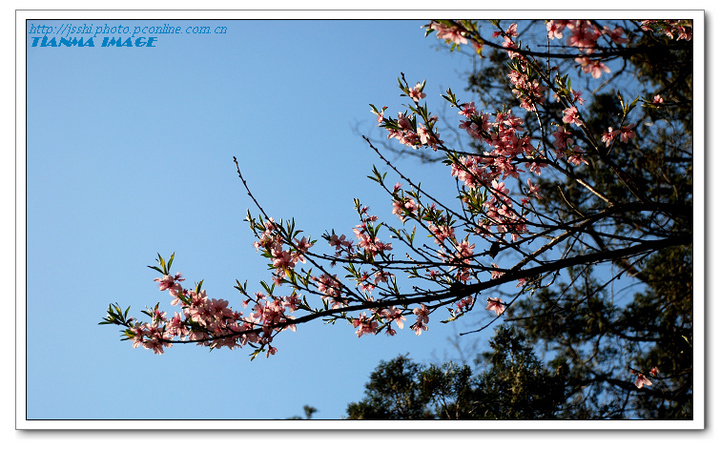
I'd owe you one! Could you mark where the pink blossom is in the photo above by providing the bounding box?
[502,36,520,59]
[353,222,392,258]
[165,312,189,339]
[572,89,586,105]
[490,179,510,203]
[358,272,375,292]
[603,26,628,44]
[136,324,171,355]
[650,367,659,377]
[412,304,430,335]
[634,373,653,389]
[392,197,418,221]
[491,263,503,280]
[155,272,184,294]
[526,178,541,199]
[352,312,378,338]
[328,233,352,251]
[566,20,601,53]
[509,70,545,111]
[676,26,692,41]
[282,293,301,312]
[152,309,167,324]
[316,274,342,304]
[652,95,664,105]
[387,112,421,148]
[567,148,588,166]
[486,297,505,316]
[459,102,478,118]
[575,56,611,78]
[417,125,443,150]
[294,236,313,254]
[456,240,475,258]
[413,304,430,323]
[408,83,426,102]
[562,107,583,126]
[374,270,391,284]
[271,249,294,271]
[130,325,147,349]
[382,306,406,329]
[601,127,621,147]
[553,126,574,149]
[397,112,412,130]
[412,321,428,336]
[619,125,635,143]
[546,20,568,40]
[429,21,468,45]
[428,223,455,244]
[371,106,386,123]
[456,296,475,312]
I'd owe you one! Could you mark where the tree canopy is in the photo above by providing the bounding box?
[346,326,567,419]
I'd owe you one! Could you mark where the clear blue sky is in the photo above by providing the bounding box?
[25,18,494,420]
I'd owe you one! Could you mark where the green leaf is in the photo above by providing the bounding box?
[167,252,175,272]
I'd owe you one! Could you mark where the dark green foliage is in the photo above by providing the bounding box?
[346,355,435,419]
[472,326,567,419]
[347,326,567,419]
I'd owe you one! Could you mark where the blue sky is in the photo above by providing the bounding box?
[24,18,495,420]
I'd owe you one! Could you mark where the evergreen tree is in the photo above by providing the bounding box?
[347,326,567,419]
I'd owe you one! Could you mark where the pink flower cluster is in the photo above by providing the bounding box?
[552,126,588,166]
[545,20,629,79]
[408,83,426,103]
[459,104,490,140]
[352,214,393,261]
[601,124,636,147]
[128,272,304,356]
[351,305,408,338]
[631,367,659,389]
[455,109,534,183]
[253,218,313,285]
[383,110,443,151]
[546,20,626,52]
[418,122,443,150]
[381,306,407,336]
[429,221,456,245]
[640,20,692,41]
[327,232,353,259]
[352,312,378,337]
[391,183,419,223]
[485,297,505,316]
[493,23,521,59]
[574,56,611,79]
[386,112,421,149]
[411,304,430,335]
[428,21,468,45]
[456,295,475,313]
[508,68,546,111]
[452,108,542,241]
[562,106,582,127]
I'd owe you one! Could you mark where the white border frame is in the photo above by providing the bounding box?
[16,9,705,431]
